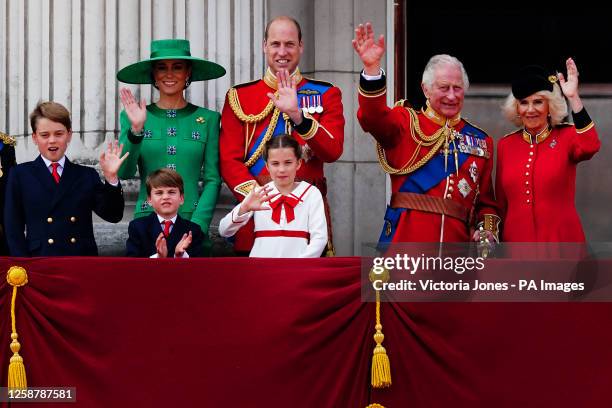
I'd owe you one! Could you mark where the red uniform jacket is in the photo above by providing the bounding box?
[496,116,600,242]
[220,69,344,251]
[357,74,498,243]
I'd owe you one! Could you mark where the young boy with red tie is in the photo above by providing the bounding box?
[126,168,204,258]
[4,101,126,256]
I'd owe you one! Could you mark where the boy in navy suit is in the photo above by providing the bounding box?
[126,169,204,257]
[4,101,127,256]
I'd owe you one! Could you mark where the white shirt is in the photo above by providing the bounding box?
[219,181,328,258]
[41,155,66,177]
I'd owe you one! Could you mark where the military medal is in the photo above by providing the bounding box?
[301,97,309,115]
[315,94,323,113]
[196,116,205,124]
[469,161,479,183]
[458,178,472,198]
[549,139,557,148]
[308,96,316,114]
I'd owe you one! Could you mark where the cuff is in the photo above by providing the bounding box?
[362,68,384,80]
[293,114,319,140]
[292,113,313,134]
[478,214,501,242]
[232,206,252,224]
[572,108,594,133]
[359,70,387,98]
[127,129,145,144]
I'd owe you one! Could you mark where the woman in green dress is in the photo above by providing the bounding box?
[117,39,225,254]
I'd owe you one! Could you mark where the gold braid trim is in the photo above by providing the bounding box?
[244,108,281,168]
[0,132,16,146]
[227,87,275,124]
[376,108,449,175]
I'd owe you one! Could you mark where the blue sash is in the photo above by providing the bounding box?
[378,122,486,246]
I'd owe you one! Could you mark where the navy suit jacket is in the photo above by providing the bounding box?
[126,212,205,257]
[4,156,124,256]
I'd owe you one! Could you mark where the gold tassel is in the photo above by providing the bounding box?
[371,290,391,388]
[6,266,28,390]
[325,240,335,257]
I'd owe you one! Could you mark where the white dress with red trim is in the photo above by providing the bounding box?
[218,181,328,258]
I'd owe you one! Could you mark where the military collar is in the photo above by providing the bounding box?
[522,126,551,144]
[421,100,461,127]
[263,67,303,90]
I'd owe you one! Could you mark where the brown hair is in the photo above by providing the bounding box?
[146,168,185,195]
[29,101,72,133]
[263,134,302,161]
[264,16,302,42]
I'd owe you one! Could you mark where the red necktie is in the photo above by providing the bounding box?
[51,162,60,184]
[162,220,173,237]
[269,195,299,224]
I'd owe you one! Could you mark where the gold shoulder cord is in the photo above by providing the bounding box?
[228,88,275,123]
[376,107,449,175]
[228,87,280,167]
[244,108,281,168]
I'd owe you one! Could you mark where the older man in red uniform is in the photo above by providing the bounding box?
[220,16,344,254]
[353,23,498,245]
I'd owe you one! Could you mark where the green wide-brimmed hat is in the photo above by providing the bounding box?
[116,39,226,84]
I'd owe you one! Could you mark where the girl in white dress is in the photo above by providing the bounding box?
[219,134,328,257]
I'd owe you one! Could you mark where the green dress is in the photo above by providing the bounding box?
[118,103,221,253]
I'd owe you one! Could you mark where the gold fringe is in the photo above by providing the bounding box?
[6,266,28,390]
[366,404,386,408]
[371,290,391,388]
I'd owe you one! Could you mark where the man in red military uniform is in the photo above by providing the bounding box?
[220,16,344,254]
[353,23,499,245]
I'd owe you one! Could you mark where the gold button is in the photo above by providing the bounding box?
[530,145,534,149]
[48,238,54,245]
[449,179,455,185]
[446,194,452,199]
[526,199,531,204]
[450,174,455,178]
[525,172,530,176]
[529,152,534,156]
[448,186,454,192]
[528,158,532,162]
[526,190,530,194]
[47,217,53,223]
[526,164,530,168]
[70,216,77,222]
[525,181,529,185]
[70,238,76,244]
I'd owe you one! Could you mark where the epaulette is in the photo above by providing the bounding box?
[303,77,334,88]
[462,118,490,137]
[233,79,260,89]
[0,131,16,146]
[394,99,410,108]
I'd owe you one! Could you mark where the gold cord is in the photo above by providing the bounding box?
[376,108,450,175]
[228,87,276,123]
[244,108,281,168]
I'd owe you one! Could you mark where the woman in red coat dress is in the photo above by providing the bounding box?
[496,58,600,242]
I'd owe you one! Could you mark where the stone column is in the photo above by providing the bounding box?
[266,0,392,255]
